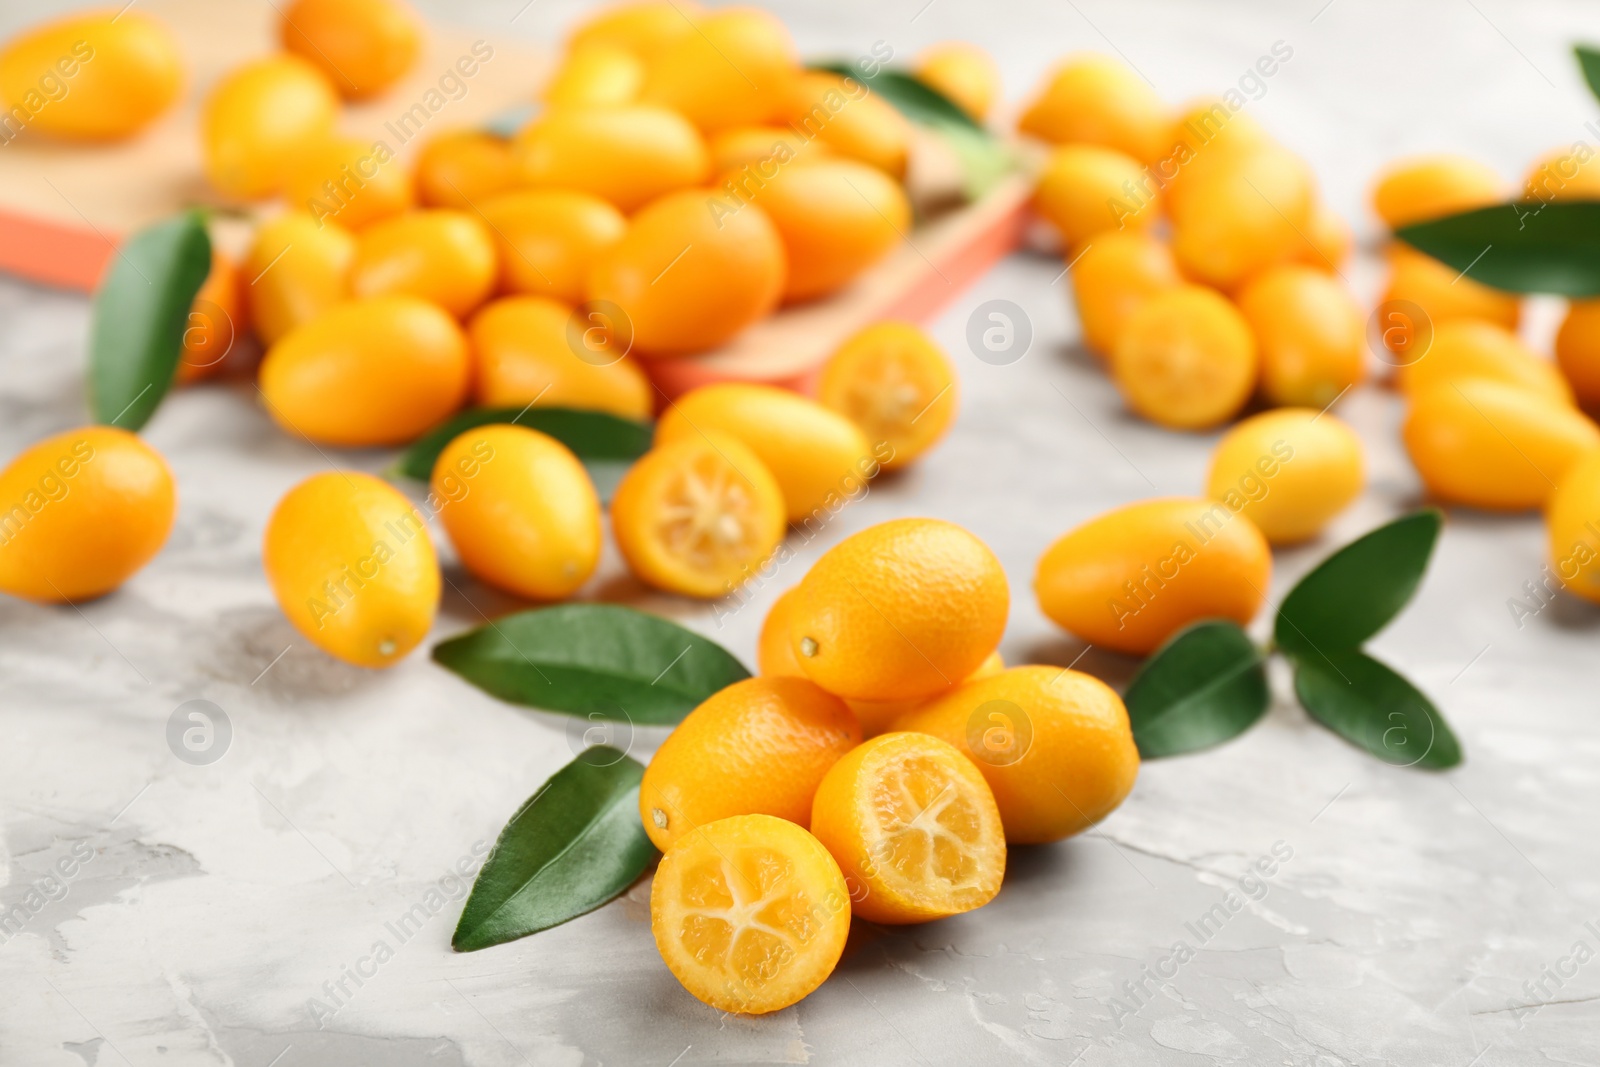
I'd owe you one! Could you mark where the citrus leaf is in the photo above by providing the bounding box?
[1576,45,1600,104]
[1275,511,1443,664]
[1394,202,1600,296]
[1294,650,1462,769]
[432,603,750,723]
[932,122,1017,201]
[1123,620,1269,758]
[810,62,984,132]
[808,63,1014,199]
[394,406,652,502]
[453,747,655,950]
[89,210,212,430]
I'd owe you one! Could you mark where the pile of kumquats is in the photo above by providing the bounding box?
[4,0,1600,1018]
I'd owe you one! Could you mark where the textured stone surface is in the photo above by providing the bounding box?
[3,2,1599,1064]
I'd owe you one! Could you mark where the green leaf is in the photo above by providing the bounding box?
[808,63,1015,200]
[1394,202,1600,296]
[452,747,656,950]
[1123,620,1269,758]
[1576,45,1600,105]
[433,603,750,723]
[1294,650,1462,769]
[931,122,1016,202]
[394,406,652,502]
[810,62,984,132]
[1275,511,1443,663]
[89,210,212,430]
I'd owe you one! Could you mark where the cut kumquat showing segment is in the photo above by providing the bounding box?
[611,433,786,598]
[809,732,1005,925]
[651,814,851,1014]
[819,321,957,471]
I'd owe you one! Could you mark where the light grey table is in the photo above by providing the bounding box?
[3,2,1599,1064]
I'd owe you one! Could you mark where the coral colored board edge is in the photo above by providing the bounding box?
[0,207,115,291]
[0,0,546,293]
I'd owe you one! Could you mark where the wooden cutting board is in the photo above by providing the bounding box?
[0,0,1030,393]
[0,0,548,288]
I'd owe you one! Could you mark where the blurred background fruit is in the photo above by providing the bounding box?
[278,0,421,99]
[1397,320,1573,406]
[586,189,786,355]
[176,250,246,385]
[514,103,709,212]
[1019,53,1168,163]
[201,55,338,199]
[1371,154,1504,228]
[0,427,175,603]
[639,7,797,135]
[1547,451,1600,604]
[1069,231,1182,357]
[782,71,909,178]
[349,209,498,318]
[0,10,182,141]
[1032,143,1159,250]
[478,189,625,303]
[245,212,356,347]
[262,470,438,667]
[468,295,652,418]
[729,158,909,303]
[1556,301,1600,410]
[1379,245,1521,344]
[1169,141,1313,290]
[1206,409,1365,545]
[818,322,957,471]
[259,295,469,445]
[1235,265,1365,409]
[1402,379,1600,511]
[414,130,519,210]
[543,42,643,107]
[280,135,416,230]
[568,1,703,63]
[1111,286,1258,430]
[914,41,1001,122]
